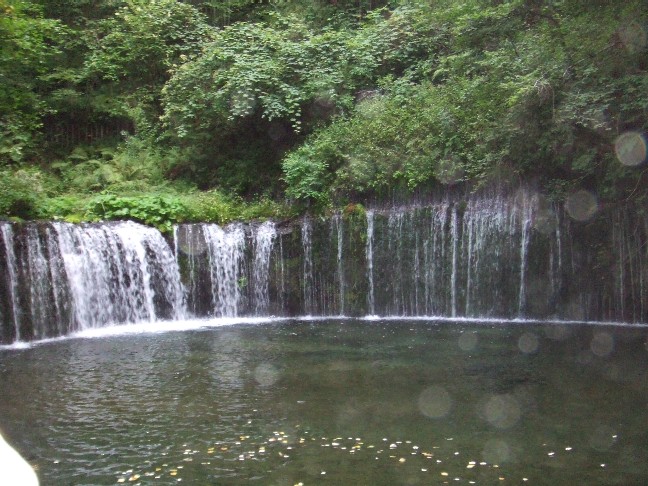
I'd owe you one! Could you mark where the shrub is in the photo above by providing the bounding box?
[179,190,294,224]
[0,168,53,219]
[85,193,187,233]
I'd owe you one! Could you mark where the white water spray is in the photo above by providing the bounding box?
[366,210,375,315]
[302,219,314,314]
[203,224,245,317]
[333,214,345,315]
[253,221,276,314]
[1,223,21,340]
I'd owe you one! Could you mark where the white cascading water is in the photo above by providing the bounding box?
[555,211,563,300]
[366,210,375,315]
[0,223,21,340]
[54,221,185,329]
[174,224,205,315]
[460,193,520,317]
[613,211,647,322]
[24,226,58,339]
[425,201,449,316]
[333,214,345,315]
[253,221,276,314]
[116,222,186,321]
[517,192,537,316]
[413,231,421,315]
[1,189,647,344]
[464,206,475,316]
[450,206,459,317]
[202,224,246,317]
[44,226,71,336]
[360,190,545,318]
[301,219,314,314]
[56,223,133,328]
[387,210,405,314]
[278,234,286,313]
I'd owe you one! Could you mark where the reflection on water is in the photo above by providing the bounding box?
[1,319,647,485]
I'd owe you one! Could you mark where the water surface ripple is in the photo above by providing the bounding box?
[1,318,647,485]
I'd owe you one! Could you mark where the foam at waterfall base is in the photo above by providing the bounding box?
[362,315,648,328]
[72,317,292,338]
[1,315,646,351]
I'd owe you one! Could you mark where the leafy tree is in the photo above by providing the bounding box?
[160,5,446,193]
[1,0,646,220]
[282,0,648,206]
[34,0,125,25]
[85,0,212,87]
[0,0,68,164]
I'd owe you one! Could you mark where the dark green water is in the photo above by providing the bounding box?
[1,318,647,485]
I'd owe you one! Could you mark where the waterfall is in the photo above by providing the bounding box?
[252,221,276,314]
[426,202,449,315]
[1,223,21,340]
[174,224,204,315]
[366,210,375,315]
[44,226,71,336]
[464,205,475,316]
[413,232,421,315]
[518,192,535,316]
[54,222,185,329]
[278,233,286,314]
[610,210,648,322]
[0,221,185,343]
[2,188,647,343]
[387,211,405,315]
[553,210,563,311]
[333,214,345,315]
[450,206,458,318]
[24,226,60,339]
[202,224,245,317]
[301,219,314,315]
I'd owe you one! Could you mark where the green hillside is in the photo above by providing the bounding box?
[1,0,646,227]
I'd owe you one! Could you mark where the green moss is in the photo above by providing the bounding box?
[342,203,366,221]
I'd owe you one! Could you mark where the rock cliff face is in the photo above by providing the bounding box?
[1,187,647,343]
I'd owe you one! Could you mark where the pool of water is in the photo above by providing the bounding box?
[1,318,647,485]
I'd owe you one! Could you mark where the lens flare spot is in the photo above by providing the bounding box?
[482,439,511,464]
[589,425,616,451]
[618,21,647,53]
[254,363,280,386]
[533,207,556,235]
[458,332,478,351]
[484,395,521,429]
[176,227,207,256]
[418,386,453,419]
[614,132,647,167]
[436,156,464,186]
[518,332,539,354]
[590,332,614,357]
[565,190,598,222]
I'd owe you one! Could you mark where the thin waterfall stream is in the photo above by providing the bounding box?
[301,218,315,315]
[366,210,375,316]
[252,221,276,315]
[333,214,345,315]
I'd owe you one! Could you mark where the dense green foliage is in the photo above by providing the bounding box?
[0,0,67,164]
[0,0,646,222]
[285,1,648,206]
